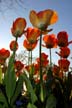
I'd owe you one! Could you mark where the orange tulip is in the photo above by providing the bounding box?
[56,47,70,58]
[0,48,10,60]
[14,60,24,71]
[14,60,24,77]
[11,17,26,37]
[33,63,40,75]
[23,39,37,51]
[10,40,18,51]
[36,53,49,67]
[0,48,10,65]
[43,34,57,48]
[29,9,58,30]
[24,27,40,44]
[58,59,70,72]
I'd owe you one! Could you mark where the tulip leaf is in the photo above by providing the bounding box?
[11,75,23,105]
[4,55,16,103]
[0,104,3,107]
[46,94,56,108]
[40,84,46,102]
[22,73,37,104]
[27,103,37,108]
[0,65,3,84]
[0,92,8,107]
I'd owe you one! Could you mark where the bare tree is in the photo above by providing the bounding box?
[15,50,37,65]
[15,50,28,65]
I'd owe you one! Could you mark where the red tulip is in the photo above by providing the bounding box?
[24,27,40,44]
[14,60,24,71]
[43,34,57,48]
[10,40,18,51]
[58,59,70,72]
[57,31,68,47]
[0,48,10,65]
[0,48,10,59]
[11,17,26,37]
[23,39,37,51]
[56,47,70,58]
[36,53,49,67]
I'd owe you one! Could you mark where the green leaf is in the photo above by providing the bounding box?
[22,73,37,104]
[27,103,37,108]
[46,94,56,108]
[0,104,3,107]
[11,75,23,105]
[0,65,3,84]
[4,55,16,103]
[0,92,8,107]
[40,84,45,102]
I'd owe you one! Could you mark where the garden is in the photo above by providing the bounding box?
[0,9,72,108]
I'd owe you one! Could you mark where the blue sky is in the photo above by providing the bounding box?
[0,0,72,66]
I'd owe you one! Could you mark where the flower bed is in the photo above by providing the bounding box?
[0,9,72,108]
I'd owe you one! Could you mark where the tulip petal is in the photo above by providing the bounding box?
[29,10,39,28]
[50,11,58,25]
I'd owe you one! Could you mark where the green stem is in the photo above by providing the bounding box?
[49,48,52,67]
[39,33,45,102]
[39,33,42,84]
